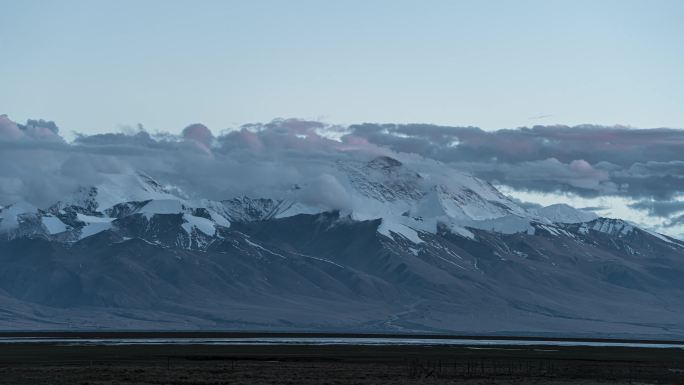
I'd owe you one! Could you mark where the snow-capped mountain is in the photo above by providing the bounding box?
[0,157,576,247]
[1,156,683,337]
[533,204,598,224]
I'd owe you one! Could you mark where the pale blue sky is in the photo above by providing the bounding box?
[1,0,683,135]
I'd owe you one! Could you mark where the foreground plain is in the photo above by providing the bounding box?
[1,341,684,384]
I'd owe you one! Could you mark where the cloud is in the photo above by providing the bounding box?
[182,123,214,152]
[579,206,610,212]
[629,200,684,218]
[343,123,684,201]
[0,116,382,211]
[0,115,25,140]
[2,114,684,237]
[296,173,352,212]
[0,115,63,142]
[665,214,684,228]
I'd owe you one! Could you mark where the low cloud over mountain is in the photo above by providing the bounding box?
[1,115,683,237]
[345,123,684,200]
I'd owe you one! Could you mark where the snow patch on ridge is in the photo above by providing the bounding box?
[181,214,216,236]
[77,213,114,223]
[378,219,424,244]
[77,213,115,239]
[41,215,67,234]
[80,222,112,239]
[592,219,634,236]
[140,199,185,219]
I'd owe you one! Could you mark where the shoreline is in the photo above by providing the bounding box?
[1,331,683,345]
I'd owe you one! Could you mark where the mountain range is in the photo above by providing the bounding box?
[1,155,683,338]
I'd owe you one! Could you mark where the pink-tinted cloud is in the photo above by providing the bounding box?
[0,115,25,140]
[0,115,63,142]
[182,123,214,149]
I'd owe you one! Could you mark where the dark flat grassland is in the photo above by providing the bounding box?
[1,338,683,384]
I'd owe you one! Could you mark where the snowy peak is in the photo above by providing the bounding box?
[365,155,404,171]
[334,155,542,242]
[54,171,183,213]
[338,155,565,239]
[339,156,425,203]
[534,204,598,224]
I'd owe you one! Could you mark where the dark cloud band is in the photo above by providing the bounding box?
[344,123,684,200]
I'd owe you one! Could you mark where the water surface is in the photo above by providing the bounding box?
[1,337,683,349]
